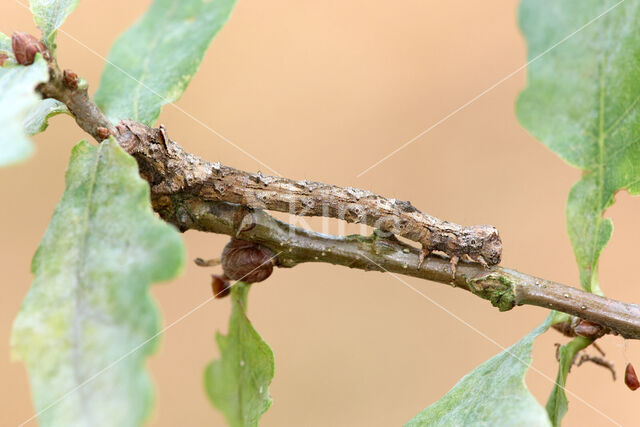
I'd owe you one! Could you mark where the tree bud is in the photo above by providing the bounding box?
[221,239,276,283]
[574,320,604,339]
[211,275,231,298]
[63,69,79,89]
[625,363,639,391]
[11,32,47,65]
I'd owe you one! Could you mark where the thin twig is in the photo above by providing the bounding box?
[576,354,616,381]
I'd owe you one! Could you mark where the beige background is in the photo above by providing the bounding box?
[2,1,639,425]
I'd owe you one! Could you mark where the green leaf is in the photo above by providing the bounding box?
[204,283,275,427]
[0,32,11,53]
[29,0,80,49]
[545,335,591,426]
[0,56,49,167]
[0,32,16,66]
[405,317,552,427]
[517,0,640,294]
[24,98,69,135]
[11,138,185,427]
[94,0,237,125]
[0,30,69,136]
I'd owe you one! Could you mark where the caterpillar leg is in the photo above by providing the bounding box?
[449,255,459,280]
[418,246,430,268]
[476,255,489,269]
[234,206,256,236]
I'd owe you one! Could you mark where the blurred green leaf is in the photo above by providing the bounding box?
[0,32,11,53]
[406,317,552,427]
[29,0,80,50]
[11,138,185,427]
[517,1,637,423]
[0,32,16,65]
[517,0,640,295]
[204,283,274,427]
[24,98,69,135]
[95,0,237,125]
[0,55,49,166]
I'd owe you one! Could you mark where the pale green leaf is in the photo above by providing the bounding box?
[0,56,49,166]
[517,0,640,294]
[0,32,11,53]
[204,283,274,427]
[24,98,69,135]
[94,0,237,125]
[0,31,69,135]
[405,317,552,427]
[517,3,637,423]
[11,138,185,427]
[29,0,80,49]
[0,32,16,65]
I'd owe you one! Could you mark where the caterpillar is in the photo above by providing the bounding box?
[117,120,503,276]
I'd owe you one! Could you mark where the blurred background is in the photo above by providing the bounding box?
[2,1,639,425]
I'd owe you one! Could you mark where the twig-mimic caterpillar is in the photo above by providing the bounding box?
[117,120,502,276]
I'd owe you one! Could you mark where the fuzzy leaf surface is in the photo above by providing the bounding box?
[30,0,80,48]
[11,138,185,426]
[0,56,49,166]
[406,318,552,427]
[95,0,237,125]
[517,0,640,294]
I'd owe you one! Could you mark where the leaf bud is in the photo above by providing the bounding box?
[96,127,111,140]
[11,31,47,65]
[63,69,79,89]
[625,363,639,391]
[221,239,276,283]
[211,275,231,298]
[574,320,604,339]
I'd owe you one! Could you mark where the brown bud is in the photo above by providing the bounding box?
[211,275,231,298]
[63,69,79,89]
[625,363,639,391]
[221,239,276,283]
[96,127,111,140]
[574,320,604,339]
[11,32,46,65]
[552,321,576,337]
[0,53,8,66]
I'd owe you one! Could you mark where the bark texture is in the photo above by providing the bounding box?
[115,120,501,266]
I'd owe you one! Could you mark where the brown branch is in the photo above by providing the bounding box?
[36,57,114,141]
[143,195,640,339]
[36,63,640,339]
[576,354,617,381]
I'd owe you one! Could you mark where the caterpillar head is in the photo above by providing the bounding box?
[468,225,502,265]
